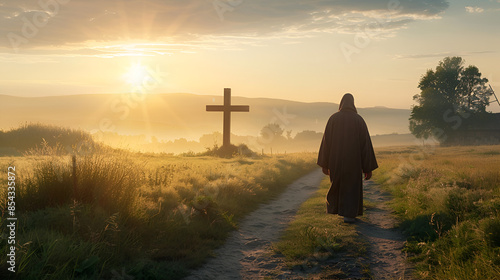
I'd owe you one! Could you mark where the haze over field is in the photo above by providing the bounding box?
[0,93,411,140]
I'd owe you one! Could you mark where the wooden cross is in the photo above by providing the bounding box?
[206,88,250,148]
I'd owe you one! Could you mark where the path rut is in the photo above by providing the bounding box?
[357,181,413,279]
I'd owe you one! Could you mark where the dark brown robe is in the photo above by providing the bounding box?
[317,94,378,218]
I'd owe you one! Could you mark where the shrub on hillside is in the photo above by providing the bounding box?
[200,144,257,158]
[0,123,98,155]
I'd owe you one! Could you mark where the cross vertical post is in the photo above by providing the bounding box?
[206,88,250,148]
[223,88,231,148]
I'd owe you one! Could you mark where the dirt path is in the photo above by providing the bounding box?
[357,180,413,279]
[184,169,325,280]
[184,172,412,279]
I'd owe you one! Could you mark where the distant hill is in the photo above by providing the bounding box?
[0,93,411,141]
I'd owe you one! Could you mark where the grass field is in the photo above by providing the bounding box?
[2,124,499,279]
[275,144,500,279]
[0,144,317,279]
[374,144,500,279]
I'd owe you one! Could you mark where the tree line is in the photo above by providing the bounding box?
[410,56,497,145]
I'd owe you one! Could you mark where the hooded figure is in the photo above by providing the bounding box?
[317,93,378,222]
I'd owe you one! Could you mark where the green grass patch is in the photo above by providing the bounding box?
[274,178,365,276]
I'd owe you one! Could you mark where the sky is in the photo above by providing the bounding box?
[1,0,500,111]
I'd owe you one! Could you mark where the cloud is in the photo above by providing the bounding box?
[465,6,485,13]
[0,0,449,52]
[394,50,496,59]
[394,52,453,59]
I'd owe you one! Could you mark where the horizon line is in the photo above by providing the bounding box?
[0,92,410,110]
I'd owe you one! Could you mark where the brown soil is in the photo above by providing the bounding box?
[356,180,414,279]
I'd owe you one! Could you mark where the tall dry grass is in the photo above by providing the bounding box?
[0,144,316,279]
[374,145,500,279]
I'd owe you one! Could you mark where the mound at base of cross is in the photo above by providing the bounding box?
[203,144,255,158]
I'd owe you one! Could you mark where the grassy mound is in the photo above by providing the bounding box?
[0,123,97,156]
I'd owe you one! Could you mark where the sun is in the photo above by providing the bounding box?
[123,62,153,88]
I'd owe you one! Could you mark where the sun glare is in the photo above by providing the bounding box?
[123,62,153,88]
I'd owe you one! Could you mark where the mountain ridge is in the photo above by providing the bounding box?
[0,93,411,141]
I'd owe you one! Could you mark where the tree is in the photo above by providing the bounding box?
[260,123,284,139]
[458,66,491,113]
[409,57,493,142]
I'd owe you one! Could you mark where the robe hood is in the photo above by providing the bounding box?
[339,93,357,113]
